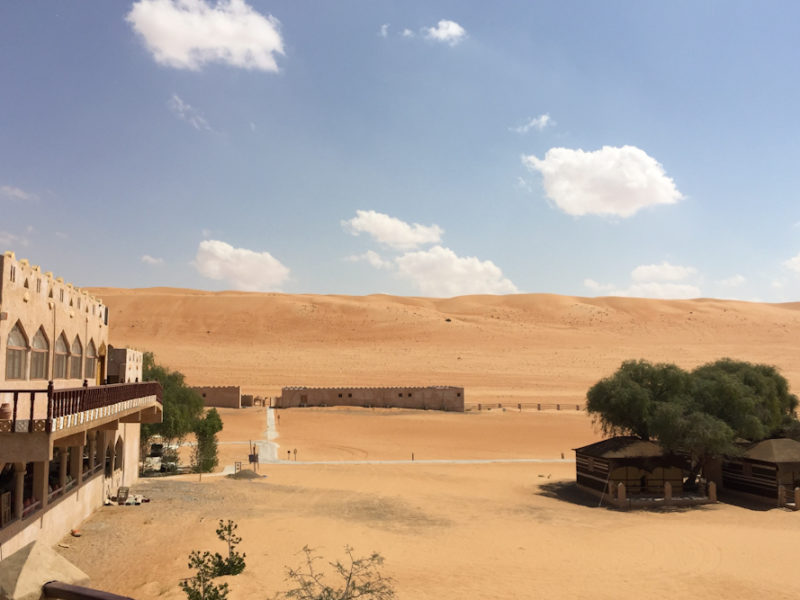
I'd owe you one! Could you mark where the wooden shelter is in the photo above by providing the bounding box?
[721,438,800,503]
[575,436,687,499]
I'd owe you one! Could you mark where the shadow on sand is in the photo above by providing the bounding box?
[537,481,714,513]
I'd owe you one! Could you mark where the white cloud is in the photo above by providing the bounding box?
[783,253,800,274]
[0,185,37,202]
[395,245,518,297]
[343,210,443,250]
[346,250,393,270]
[193,239,290,291]
[631,261,697,282]
[523,145,684,217]
[510,114,553,134]
[168,94,211,130]
[126,0,285,71]
[718,274,746,287]
[0,232,28,249]
[401,28,415,38]
[379,24,389,38]
[423,20,466,46]
[584,261,701,299]
[141,255,164,265]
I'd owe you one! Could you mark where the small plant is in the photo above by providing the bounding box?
[179,551,229,600]
[275,545,395,600]
[212,519,246,576]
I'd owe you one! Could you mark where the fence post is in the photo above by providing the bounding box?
[518,403,521,411]
[556,404,560,411]
[537,403,541,411]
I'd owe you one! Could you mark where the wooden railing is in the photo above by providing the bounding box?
[467,402,585,411]
[1,381,162,433]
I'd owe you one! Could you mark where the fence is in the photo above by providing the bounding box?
[466,402,585,412]
[0,381,162,434]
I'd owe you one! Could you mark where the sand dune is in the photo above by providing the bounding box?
[90,288,800,402]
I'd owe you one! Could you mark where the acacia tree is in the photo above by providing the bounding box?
[586,358,800,486]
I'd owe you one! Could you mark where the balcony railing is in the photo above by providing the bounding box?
[0,381,162,434]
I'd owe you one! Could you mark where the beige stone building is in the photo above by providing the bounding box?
[191,386,241,409]
[0,251,162,558]
[107,346,143,384]
[277,386,465,412]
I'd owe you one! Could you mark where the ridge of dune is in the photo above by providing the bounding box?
[88,288,800,402]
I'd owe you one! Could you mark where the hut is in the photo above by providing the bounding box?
[721,438,800,505]
[575,436,687,502]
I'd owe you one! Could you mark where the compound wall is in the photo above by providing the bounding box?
[191,386,241,409]
[276,386,464,412]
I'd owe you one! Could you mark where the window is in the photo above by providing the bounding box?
[85,340,97,379]
[9,266,15,283]
[54,334,69,379]
[31,329,49,380]
[59,289,64,302]
[36,279,41,293]
[69,337,83,379]
[5,324,27,379]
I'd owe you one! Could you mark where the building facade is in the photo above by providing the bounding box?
[0,251,162,558]
[191,386,242,409]
[107,346,143,384]
[277,386,465,412]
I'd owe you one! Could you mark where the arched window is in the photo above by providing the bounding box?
[69,337,83,379]
[30,329,49,380]
[5,324,28,380]
[85,340,97,379]
[54,334,69,379]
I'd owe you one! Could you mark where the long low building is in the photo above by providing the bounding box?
[276,386,465,412]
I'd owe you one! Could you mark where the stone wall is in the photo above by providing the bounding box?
[277,386,465,412]
[191,386,242,409]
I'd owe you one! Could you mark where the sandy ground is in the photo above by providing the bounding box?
[60,408,800,600]
[89,289,800,404]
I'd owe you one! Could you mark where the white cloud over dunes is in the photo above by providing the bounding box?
[423,20,466,45]
[585,261,701,299]
[523,145,683,218]
[141,254,164,265]
[168,94,211,130]
[1,185,36,202]
[193,240,289,291]
[343,210,443,250]
[126,0,284,71]
[511,114,553,134]
[344,210,517,297]
[783,253,800,274]
[395,246,518,296]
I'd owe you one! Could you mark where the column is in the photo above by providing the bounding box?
[13,463,25,520]
[71,444,83,486]
[33,460,48,508]
[88,433,97,471]
[59,449,68,491]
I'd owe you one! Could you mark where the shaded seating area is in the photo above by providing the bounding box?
[721,438,800,507]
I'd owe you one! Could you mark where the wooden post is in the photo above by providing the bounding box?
[664,481,672,504]
[617,482,626,503]
[708,481,717,503]
[794,487,800,511]
[778,484,786,507]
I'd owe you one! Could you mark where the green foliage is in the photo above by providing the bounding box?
[212,519,246,577]
[274,546,395,600]
[180,551,229,600]
[587,358,800,486]
[141,351,204,448]
[193,408,223,473]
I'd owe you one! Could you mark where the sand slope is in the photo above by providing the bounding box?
[90,288,800,402]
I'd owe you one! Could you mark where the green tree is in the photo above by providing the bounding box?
[180,551,229,600]
[274,546,395,600]
[211,519,246,577]
[193,408,223,473]
[141,351,204,466]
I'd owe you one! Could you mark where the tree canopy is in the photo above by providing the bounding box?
[586,358,800,480]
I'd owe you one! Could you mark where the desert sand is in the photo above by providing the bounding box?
[64,290,800,599]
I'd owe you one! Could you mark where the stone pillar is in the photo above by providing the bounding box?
[617,482,626,502]
[107,437,116,477]
[71,445,83,486]
[708,481,717,503]
[794,487,800,511]
[33,460,48,508]
[778,485,786,507]
[608,481,616,499]
[59,448,68,491]
[88,433,97,471]
[13,463,25,520]
[664,481,672,503]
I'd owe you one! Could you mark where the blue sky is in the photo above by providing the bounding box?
[2,1,800,300]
